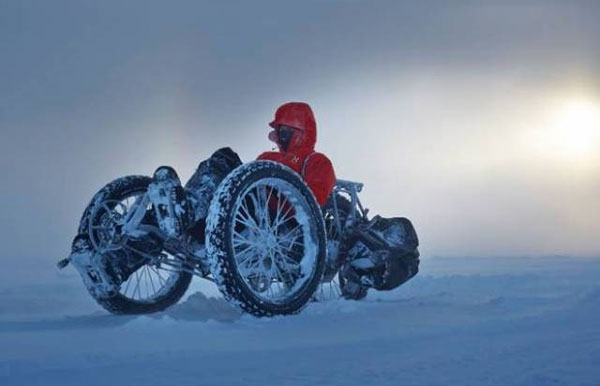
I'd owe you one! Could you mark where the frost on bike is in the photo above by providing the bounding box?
[58,160,419,317]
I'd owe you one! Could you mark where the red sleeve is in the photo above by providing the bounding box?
[303,153,336,206]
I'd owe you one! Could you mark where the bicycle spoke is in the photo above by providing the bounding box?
[272,201,295,230]
[230,177,319,305]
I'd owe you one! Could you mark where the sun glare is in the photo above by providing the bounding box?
[525,98,600,164]
[552,100,600,156]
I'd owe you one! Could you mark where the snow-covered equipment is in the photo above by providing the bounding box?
[320,180,420,300]
[342,216,419,292]
[58,160,419,316]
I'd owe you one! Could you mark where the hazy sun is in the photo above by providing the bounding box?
[525,98,600,164]
[552,100,600,156]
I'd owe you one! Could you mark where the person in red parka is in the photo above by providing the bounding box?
[257,102,336,207]
[148,102,335,238]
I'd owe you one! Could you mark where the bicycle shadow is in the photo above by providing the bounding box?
[0,313,136,332]
[0,292,240,333]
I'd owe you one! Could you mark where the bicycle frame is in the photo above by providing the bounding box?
[93,193,209,277]
[121,179,368,239]
[329,179,369,237]
[86,178,369,280]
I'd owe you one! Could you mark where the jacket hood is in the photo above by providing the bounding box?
[268,102,316,154]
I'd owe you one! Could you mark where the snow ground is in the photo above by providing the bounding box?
[1,257,599,386]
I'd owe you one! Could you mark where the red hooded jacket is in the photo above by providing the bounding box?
[257,102,336,206]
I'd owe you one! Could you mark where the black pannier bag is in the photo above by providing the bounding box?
[344,216,420,291]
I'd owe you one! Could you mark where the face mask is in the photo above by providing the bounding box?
[277,125,295,151]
